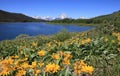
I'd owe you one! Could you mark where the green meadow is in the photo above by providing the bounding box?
[0,22,120,76]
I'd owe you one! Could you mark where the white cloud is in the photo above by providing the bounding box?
[32,16,41,19]
[58,13,68,19]
[41,16,53,21]
[78,16,89,19]
[79,16,86,19]
[32,13,69,21]
[32,16,53,21]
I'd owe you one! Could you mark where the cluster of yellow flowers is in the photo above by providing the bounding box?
[32,42,38,47]
[113,32,120,52]
[51,52,73,65]
[44,63,60,73]
[117,35,120,52]
[74,60,94,75]
[0,33,96,76]
[0,58,13,75]
[51,53,60,60]
[67,37,91,46]
[38,50,46,56]
[16,69,26,76]
[0,57,40,76]
[86,38,91,43]
[62,53,72,65]
[118,48,120,52]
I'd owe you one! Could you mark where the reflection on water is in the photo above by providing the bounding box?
[0,22,94,40]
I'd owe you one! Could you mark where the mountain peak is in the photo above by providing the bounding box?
[58,13,68,19]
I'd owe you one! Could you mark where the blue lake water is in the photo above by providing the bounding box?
[0,22,94,40]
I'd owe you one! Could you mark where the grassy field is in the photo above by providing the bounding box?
[0,23,120,76]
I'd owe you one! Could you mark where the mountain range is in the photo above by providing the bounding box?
[33,13,68,21]
[51,10,120,25]
[0,10,120,24]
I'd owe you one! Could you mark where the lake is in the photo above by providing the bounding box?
[0,22,94,40]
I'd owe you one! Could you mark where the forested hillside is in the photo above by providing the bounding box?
[0,10,44,22]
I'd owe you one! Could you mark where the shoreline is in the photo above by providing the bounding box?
[47,22,100,26]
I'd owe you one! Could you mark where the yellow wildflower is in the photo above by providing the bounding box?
[1,58,13,65]
[118,42,120,45]
[79,60,87,66]
[74,61,83,74]
[118,35,120,41]
[81,33,85,37]
[14,61,19,65]
[51,53,60,60]
[16,69,26,76]
[112,32,116,36]
[38,50,45,56]
[38,62,44,67]
[63,53,72,59]
[81,40,85,45]
[44,63,60,73]
[32,42,37,47]
[104,37,108,42]
[62,58,70,65]
[10,55,19,59]
[19,58,28,62]
[58,42,61,46]
[13,64,19,70]
[111,40,115,43]
[46,42,51,47]
[58,51,64,56]
[74,60,94,75]
[0,70,10,76]
[32,61,37,68]
[86,38,91,43]
[25,55,29,57]
[21,62,30,69]
[118,48,120,52]
[35,69,40,76]
[82,65,94,75]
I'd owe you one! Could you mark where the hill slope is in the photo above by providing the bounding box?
[51,10,120,25]
[0,10,44,22]
[92,10,120,24]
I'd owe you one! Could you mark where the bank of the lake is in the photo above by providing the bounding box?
[47,22,100,26]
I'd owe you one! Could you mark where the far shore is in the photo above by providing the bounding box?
[47,22,100,26]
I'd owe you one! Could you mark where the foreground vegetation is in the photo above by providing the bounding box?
[0,22,120,76]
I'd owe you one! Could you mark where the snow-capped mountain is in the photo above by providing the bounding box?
[32,13,69,21]
[55,13,68,20]
[33,16,53,21]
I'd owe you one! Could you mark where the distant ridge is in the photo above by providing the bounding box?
[0,10,44,22]
[51,10,120,25]
[91,10,120,24]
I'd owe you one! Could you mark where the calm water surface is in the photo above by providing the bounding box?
[0,22,94,40]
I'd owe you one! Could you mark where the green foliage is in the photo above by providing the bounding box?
[53,29,73,42]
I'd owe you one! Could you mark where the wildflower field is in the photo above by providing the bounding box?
[0,23,120,76]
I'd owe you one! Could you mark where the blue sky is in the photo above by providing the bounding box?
[0,0,120,18]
